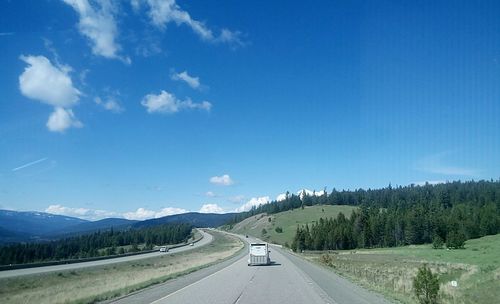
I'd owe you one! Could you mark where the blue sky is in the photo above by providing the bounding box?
[1,0,499,220]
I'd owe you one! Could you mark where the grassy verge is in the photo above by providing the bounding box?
[0,230,244,304]
[303,233,500,304]
[231,205,357,245]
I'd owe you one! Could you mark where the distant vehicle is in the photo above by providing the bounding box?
[248,243,271,266]
[159,246,168,252]
[190,243,194,246]
[245,235,248,238]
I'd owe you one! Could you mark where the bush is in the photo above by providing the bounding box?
[261,228,267,235]
[275,227,283,233]
[446,230,466,249]
[432,235,443,249]
[413,264,439,304]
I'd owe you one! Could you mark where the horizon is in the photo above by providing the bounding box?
[2,178,499,221]
[1,1,499,221]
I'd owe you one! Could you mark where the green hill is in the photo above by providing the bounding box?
[230,205,357,246]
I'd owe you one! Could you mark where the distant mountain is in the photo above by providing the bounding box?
[0,226,34,244]
[133,212,236,229]
[45,218,137,237]
[0,210,237,244]
[0,209,88,236]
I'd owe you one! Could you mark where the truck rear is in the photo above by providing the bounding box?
[248,243,270,266]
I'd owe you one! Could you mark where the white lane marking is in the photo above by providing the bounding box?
[149,253,246,304]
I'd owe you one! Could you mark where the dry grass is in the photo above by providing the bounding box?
[0,231,244,304]
[304,234,500,304]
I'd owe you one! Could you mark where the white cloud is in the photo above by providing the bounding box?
[95,96,124,113]
[297,189,326,200]
[19,55,80,108]
[123,207,188,220]
[45,205,188,221]
[235,196,270,212]
[19,55,83,133]
[62,0,129,63]
[141,90,212,114]
[199,203,224,214]
[140,0,243,47]
[46,204,119,221]
[209,174,234,186]
[154,207,188,218]
[276,193,287,202]
[171,70,200,89]
[47,107,83,132]
[205,191,216,197]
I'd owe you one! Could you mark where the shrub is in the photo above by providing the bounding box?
[261,228,267,235]
[446,230,466,249]
[413,264,440,304]
[275,226,283,233]
[432,235,443,249]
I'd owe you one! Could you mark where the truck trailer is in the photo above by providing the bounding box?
[248,243,271,266]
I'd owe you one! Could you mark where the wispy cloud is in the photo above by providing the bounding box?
[0,32,14,36]
[138,0,245,48]
[12,158,48,172]
[171,70,201,90]
[416,152,479,177]
[141,90,211,114]
[62,0,130,63]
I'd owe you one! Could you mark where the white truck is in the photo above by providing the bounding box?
[248,243,271,266]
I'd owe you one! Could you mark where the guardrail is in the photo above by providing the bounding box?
[0,229,204,272]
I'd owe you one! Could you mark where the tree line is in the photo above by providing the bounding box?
[289,181,500,251]
[229,180,500,224]
[0,223,193,265]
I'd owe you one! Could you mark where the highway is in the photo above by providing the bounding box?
[0,230,213,279]
[111,234,390,304]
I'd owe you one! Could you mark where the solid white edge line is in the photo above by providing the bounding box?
[149,234,246,304]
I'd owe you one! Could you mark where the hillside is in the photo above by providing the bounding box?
[0,210,88,238]
[230,205,357,245]
[44,218,138,238]
[306,233,500,304]
[0,210,236,244]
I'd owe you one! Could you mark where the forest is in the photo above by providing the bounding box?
[289,181,500,251]
[0,223,193,265]
[227,180,500,251]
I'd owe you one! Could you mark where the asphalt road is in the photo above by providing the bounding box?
[0,230,212,279]
[111,233,391,304]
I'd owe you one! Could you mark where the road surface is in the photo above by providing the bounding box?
[0,230,212,279]
[111,234,390,304]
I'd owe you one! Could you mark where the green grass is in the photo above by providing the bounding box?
[304,233,500,304]
[231,205,357,246]
[0,230,244,304]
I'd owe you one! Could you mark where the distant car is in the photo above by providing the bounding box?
[159,246,168,252]
[190,243,194,246]
[245,235,248,238]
